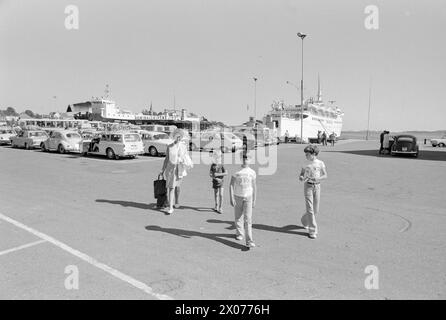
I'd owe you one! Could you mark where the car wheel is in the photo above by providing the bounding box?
[149,146,158,157]
[106,148,115,160]
[24,143,29,150]
[41,143,46,152]
[58,144,65,154]
[439,143,445,147]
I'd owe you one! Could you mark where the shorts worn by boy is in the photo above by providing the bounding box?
[210,163,226,189]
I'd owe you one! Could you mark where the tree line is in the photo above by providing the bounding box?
[0,107,44,119]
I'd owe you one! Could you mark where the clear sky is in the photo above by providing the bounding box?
[1,0,445,131]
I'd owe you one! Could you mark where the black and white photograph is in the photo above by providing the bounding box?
[0,0,445,304]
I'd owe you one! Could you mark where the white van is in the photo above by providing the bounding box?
[83,131,144,159]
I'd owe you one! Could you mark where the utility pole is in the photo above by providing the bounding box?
[253,77,258,127]
[297,32,307,143]
[366,77,372,140]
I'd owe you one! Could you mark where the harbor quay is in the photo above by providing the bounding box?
[0,140,445,299]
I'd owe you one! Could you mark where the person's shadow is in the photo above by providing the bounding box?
[95,199,216,215]
[207,219,309,237]
[173,205,215,213]
[145,225,250,251]
[95,199,165,213]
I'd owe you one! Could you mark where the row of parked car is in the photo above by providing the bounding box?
[0,126,249,160]
[0,127,175,160]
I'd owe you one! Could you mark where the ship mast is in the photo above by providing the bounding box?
[103,84,110,100]
[317,74,322,103]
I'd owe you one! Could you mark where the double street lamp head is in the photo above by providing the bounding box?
[297,32,307,40]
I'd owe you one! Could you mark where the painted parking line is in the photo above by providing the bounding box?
[0,212,172,300]
[0,239,47,257]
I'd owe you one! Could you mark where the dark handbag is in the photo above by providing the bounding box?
[154,174,167,198]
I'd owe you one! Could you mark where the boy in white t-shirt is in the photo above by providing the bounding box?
[299,145,327,239]
[230,155,257,248]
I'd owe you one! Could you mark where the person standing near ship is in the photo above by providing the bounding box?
[285,130,290,143]
[322,131,328,146]
[317,131,322,144]
[329,132,336,146]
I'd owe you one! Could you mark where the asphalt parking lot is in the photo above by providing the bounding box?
[1,141,445,299]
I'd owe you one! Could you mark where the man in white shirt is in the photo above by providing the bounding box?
[230,155,257,248]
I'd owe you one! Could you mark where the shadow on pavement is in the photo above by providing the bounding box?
[207,219,309,237]
[145,225,249,251]
[95,199,163,212]
[95,199,217,215]
[325,149,446,161]
[176,205,215,213]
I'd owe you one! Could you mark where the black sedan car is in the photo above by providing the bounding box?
[390,135,419,158]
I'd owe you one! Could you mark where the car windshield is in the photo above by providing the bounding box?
[66,133,81,140]
[153,133,169,140]
[29,131,47,137]
[398,137,414,142]
[124,134,141,142]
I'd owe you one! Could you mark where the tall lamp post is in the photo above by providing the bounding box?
[297,32,307,143]
[366,77,372,141]
[253,77,258,127]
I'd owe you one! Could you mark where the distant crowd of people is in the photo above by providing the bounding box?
[157,129,328,249]
[284,130,336,146]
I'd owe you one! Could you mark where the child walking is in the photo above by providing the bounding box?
[299,145,327,239]
[209,151,227,213]
[230,155,257,248]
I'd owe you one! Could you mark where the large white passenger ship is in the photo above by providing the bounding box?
[264,78,344,141]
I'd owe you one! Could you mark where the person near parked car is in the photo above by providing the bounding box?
[382,131,390,154]
[160,129,193,215]
[379,130,387,154]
